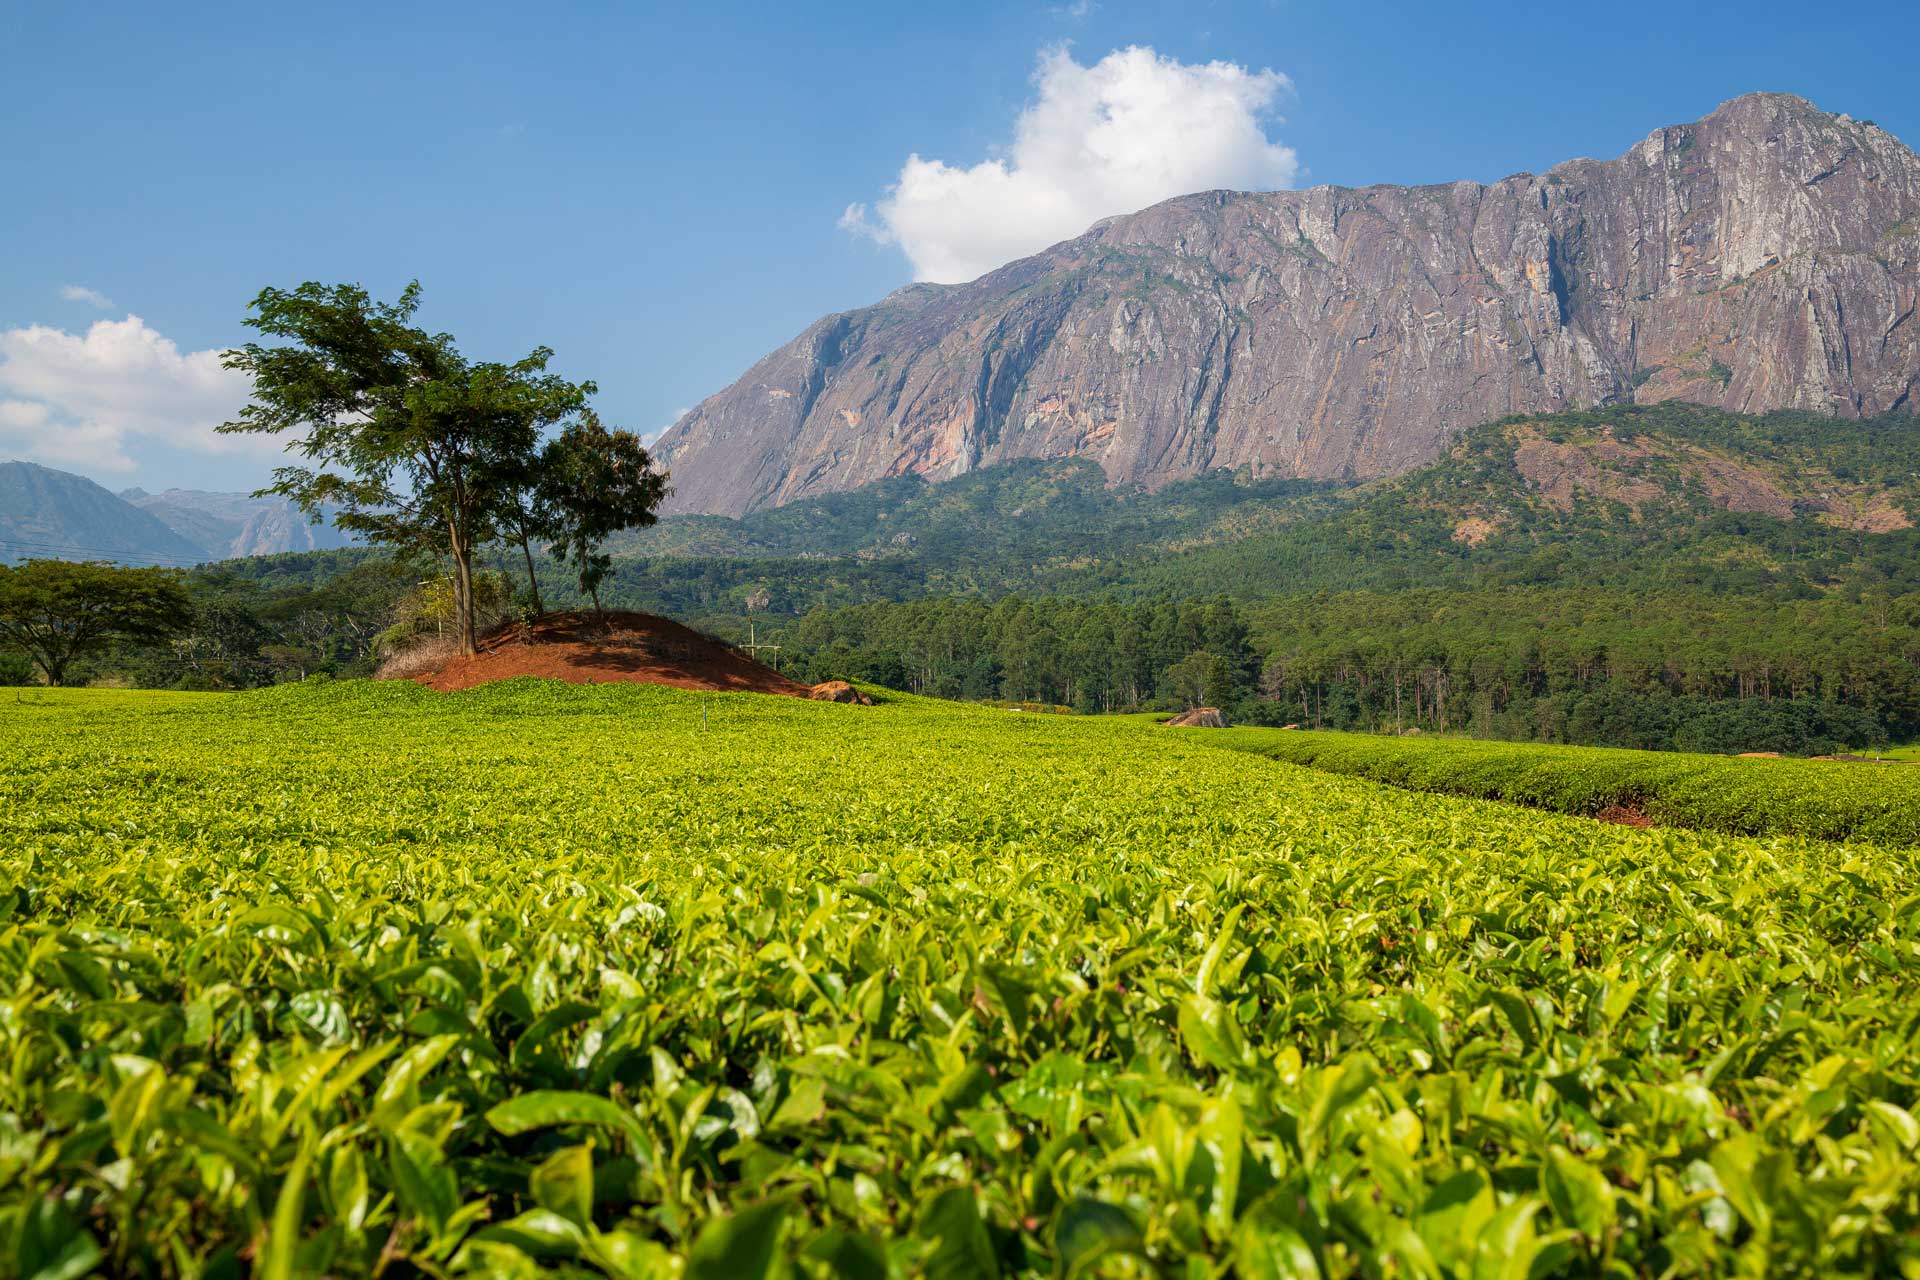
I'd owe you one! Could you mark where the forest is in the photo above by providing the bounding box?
[776,590,1913,754]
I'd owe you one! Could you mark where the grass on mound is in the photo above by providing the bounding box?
[1211,726,1920,847]
[1,682,1918,1275]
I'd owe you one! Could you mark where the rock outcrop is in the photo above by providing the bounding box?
[1163,707,1229,728]
[655,94,1920,516]
[808,680,875,705]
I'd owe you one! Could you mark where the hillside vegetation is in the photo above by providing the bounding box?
[178,406,1920,617]
[1121,404,1920,598]
[14,406,1919,758]
[4,683,1920,1273]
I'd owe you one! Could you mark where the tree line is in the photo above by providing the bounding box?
[772,588,1920,753]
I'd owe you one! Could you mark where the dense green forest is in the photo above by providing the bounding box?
[7,404,1917,754]
[777,590,1913,753]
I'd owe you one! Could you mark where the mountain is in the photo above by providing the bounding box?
[120,488,357,558]
[0,462,211,567]
[654,92,1920,517]
[0,463,357,568]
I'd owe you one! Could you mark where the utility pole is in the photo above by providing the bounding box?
[741,617,782,668]
[741,589,781,669]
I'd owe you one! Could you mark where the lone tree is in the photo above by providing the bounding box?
[0,560,193,686]
[530,412,669,614]
[219,281,602,656]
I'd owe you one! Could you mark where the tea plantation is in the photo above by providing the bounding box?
[1212,728,1920,846]
[2,681,1918,1276]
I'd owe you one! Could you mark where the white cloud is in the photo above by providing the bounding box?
[0,315,264,473]
[842,45,1299,283]
[643,409,689,447]
[59,284,115,309]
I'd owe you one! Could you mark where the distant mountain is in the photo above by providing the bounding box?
[120,488,356,558]
[0,463,357,567]
[656,92,1920,516]
[0,462,210,567]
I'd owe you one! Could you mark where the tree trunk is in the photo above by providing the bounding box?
[518,530,544,616]
[450,531,478,657]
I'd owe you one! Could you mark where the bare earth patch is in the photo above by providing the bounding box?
[1595,803,1655,828]
[1511,430,1664,513]
[1451,515,1499,546]
[389,611,815,697]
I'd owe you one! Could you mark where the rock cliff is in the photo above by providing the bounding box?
[655,93,1920,515]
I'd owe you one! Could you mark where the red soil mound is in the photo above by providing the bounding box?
[406,611,814,696]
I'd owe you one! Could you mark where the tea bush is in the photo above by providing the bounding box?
[1214,727,1920,846]
[1,684,1917,1275]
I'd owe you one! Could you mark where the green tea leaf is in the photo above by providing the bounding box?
[918,1185,1000,1279]
[686,1195,791,1280]
[1542,1147,1613,1241]
[1054,1198,1142,1273]
[530,1143,595,1228]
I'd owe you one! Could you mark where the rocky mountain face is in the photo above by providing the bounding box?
[120,488,356,559]
[0,463,209,566]
[655,93,1920,516]
[0,463,357,567]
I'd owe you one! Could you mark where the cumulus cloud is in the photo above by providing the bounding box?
[842,45,1298,283]
[59,284,115,309]
[0,315,264,473]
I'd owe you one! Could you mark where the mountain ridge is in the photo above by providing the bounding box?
[0,462,210,567]
[120,487,357,559]
[655,92,1920,516]
[0,462,355,566]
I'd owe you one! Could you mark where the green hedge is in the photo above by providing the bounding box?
[1211,728,1920,846]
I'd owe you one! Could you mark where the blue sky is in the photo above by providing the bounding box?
[2,0,1915,491]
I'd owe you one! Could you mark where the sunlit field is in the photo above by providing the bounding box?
[3,683,1918,1275]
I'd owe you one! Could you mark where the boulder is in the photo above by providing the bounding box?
[809,680,875,705]
[1163,707,1228,728]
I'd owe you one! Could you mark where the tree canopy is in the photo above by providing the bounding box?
[0,560,193,686]
[532,413,669,612]
[219,281,662,654]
